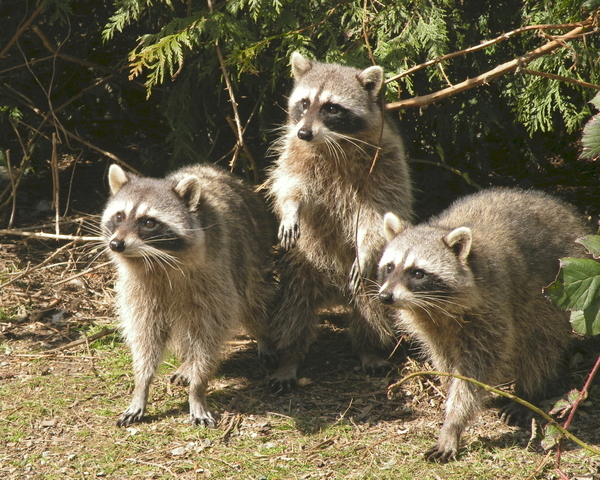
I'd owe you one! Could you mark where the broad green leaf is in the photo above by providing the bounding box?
[541,424,562,451]
[577,235,600,259]
[547,258,600,311]
[569,302,600,336]
[581,114,600,160]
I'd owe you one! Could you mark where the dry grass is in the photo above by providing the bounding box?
[1,217,600,480]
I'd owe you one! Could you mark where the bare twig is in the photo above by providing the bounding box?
[44,327,117,354]
[554,354,600,470]
[387,21,594,111]
[0,229,101,242]
[0,0,47,59]
[31,26,146,90]
[51,261,111,287]
[206,0,258,182]
[51,133,60,235]
[6,150,17,229]
[389,370,600,456]
[523,68,600,90]
[385,20,595,84]
[0,241,76,289]
[52,124,143,176]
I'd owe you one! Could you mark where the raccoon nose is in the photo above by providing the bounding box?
[297,128,313,141]
[379,291,394,305]
[109,239,126,253]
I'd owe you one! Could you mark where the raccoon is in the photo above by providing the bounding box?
[265,52,413,391]
[101,163,276,427]
[377,188,591,462]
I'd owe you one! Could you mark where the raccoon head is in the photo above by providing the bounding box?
[287,52,384,145]
[102,165,203,264]
[377,212,474,313]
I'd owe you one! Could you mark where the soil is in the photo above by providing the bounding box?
[1,156,600,479]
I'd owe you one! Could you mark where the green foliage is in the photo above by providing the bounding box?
[547,235,600,336]
[581,91,600,160]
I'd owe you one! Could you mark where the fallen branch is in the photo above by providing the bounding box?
[0,229,101,242]
[386,21,594,111]
[51,261,112,287]
[45,327,118,354]
[389,370,600,456]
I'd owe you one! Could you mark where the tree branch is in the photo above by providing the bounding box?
[386,21,594,111]
[0,0,46,59]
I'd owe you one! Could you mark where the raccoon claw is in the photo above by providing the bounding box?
[499,402,532,427]
[267,376,297,394]
[190,412,216,428]
[170,372,190,387]
[278,221,300,250]
[424,444,457,463]
[362,360,394,377]
[116,408,144,427]
[349,257,373,294]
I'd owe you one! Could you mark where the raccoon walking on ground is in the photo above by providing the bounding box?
[265,52,413,391]
[377,188,591,462]
[102,163,276,427]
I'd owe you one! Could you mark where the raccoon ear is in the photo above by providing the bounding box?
[357,66,384,95]
[383,212,407,241]
[108,164,130,195]
[444,227,472,262]
[174,175,202,211]
[291,52,313,79]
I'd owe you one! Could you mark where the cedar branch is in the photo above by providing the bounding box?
[386,21,593,111]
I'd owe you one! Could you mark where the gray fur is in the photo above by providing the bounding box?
[378,188,591,462]
[102,163,276,427]
[265,52,414,391]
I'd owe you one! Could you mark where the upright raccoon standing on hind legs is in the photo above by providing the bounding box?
[377,188,592,462]
[102,163,276,427]
[265,52,414,391]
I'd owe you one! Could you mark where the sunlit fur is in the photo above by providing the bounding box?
[101,163,277,427]
[378,188,592,462]
[264,52,414,391]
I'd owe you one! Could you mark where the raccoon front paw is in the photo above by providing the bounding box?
[116,407,144,427]
[257,345,279,371]
[499,401,533,427]
[361,354,394,377]
[278,220,300,250]
[170,372,190,387]
[190,411,216,428]
[424,443,458,463]
[267,375,297,394]
[349,257,373,294]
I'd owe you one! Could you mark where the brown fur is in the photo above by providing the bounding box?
[378,188,591,461]
[102,164,276,426]
[265,52,413,391]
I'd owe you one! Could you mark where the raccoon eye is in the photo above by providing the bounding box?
[411,269,426,280]
[385,263,394,274]
[324,104,339,114]
[143,218,157,228]
[115,212,124,223]
[301,99,310,111]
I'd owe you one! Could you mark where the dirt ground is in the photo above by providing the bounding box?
[1,158,600,479]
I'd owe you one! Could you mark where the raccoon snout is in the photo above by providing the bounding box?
[297,128,313,141]
[109,238,126,253]
[379,291,394,305]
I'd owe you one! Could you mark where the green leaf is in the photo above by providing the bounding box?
[577,235,600,259]
[581,113,600,160]
[541,424,562,451]
[569,303,600,336]
[546,258,600,311]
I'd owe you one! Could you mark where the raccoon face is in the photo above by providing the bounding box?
[101,165,202,265]
[377,213,473,313]
[287,52,384,145]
